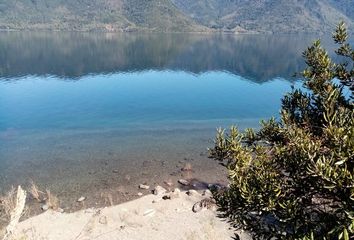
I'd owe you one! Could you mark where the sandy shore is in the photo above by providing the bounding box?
[10,188,250,240]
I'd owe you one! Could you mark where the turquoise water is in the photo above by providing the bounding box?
[0,71,295,131]
[0,32,326,207]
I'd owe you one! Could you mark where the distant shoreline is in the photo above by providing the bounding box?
[0,27,330,35]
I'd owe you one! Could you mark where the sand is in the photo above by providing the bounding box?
[10,189,251,240]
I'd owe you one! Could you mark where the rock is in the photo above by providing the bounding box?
[164,180,173,187]
[143,209,156,217]
[192,202,203,213]
[162,195,171,200]
[187,190,199,196]
[77,196,86,202]
[208,183,222,190]
[41,204,49,211]
[192,198,217,213]
[99,216,107,225]
[163,188,180,200]
[139,184,150,190]
[178,179,189,186]
[153,185,167,195]
[57,208,64,213]
[137,192,143,196]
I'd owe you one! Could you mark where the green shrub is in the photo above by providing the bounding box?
[209,22,354,239]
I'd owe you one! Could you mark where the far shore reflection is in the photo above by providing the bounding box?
[0,32,327,83]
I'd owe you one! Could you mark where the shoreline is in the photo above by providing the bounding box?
[0,127,232,221]
[4,187,251,240]
[0,28,331,35]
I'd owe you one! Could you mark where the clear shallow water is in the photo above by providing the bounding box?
[0,32,328,210]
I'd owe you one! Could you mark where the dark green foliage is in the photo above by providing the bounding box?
[209,22,354,239]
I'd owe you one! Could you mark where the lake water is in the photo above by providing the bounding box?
[0,32,327,211]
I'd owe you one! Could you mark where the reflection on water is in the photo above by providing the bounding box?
[0,32,323,82]
[0,71,298,131]
[0,32,327,208]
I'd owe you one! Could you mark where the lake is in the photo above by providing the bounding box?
[0,32,328,211]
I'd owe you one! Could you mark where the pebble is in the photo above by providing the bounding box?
[164,180,173,187]
[139,184,150,190]
[99,216,108,225]
[137,192,143,196]
[153,185,167,195]
[161,188,180,200]
[192,202,203,213]
[77,196,86,202]
[178,179,189,186]
[57,208,64,213]
[186,190,199,196]
[41,204,49,211]
[208,183,222,190]
[143,209,156,217]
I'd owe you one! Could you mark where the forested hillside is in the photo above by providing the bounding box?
[0,0,203,32]
[171,0,354,33]
[0,0,352,32]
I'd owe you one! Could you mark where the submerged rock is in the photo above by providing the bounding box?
[139,184,150,190]
[178,179,189,186]
[208,183,222,190]
[164,180,173,187]
[77,196,86,202]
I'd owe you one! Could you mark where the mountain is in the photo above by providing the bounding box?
[0,0,204,32]
[0,0,352,32]
[171,0,354,33]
